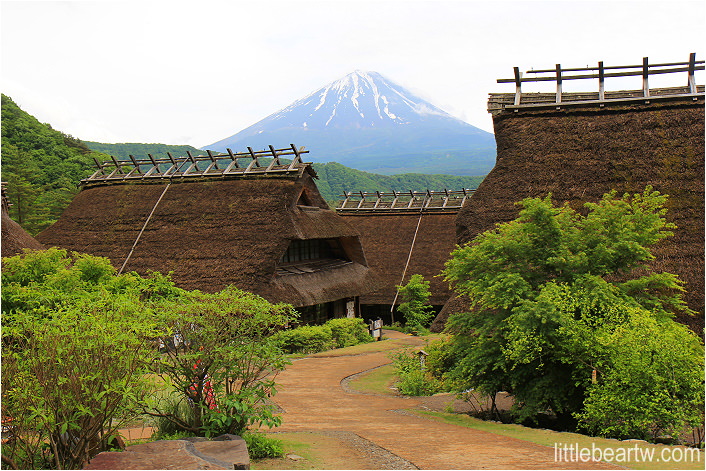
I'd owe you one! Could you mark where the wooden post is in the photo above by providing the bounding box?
[642,56,650,98]
[555,64,562,105]
[513,66,522,106]
[688,52,697,94]
[598,61,605,101]
[206,150,220,170]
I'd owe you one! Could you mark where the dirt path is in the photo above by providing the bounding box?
[271,330,619,470]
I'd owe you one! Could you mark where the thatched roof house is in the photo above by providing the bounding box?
[337,190,470,323]
[37,146,378,323]
[1,182,45,258]
[432,58,705,333]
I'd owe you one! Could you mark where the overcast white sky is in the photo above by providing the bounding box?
[2,0,704,148]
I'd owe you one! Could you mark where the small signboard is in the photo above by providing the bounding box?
[370,318,383,340]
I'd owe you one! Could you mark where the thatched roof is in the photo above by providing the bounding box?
[433,98,704,333]
[338,210,457,306]
[37,167,378,307]
[1,183,45,258]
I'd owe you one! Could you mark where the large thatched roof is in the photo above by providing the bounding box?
[37,164,378,307]
[336,190,468,307]
[433,97,704,333]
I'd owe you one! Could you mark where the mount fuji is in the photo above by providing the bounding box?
[203,71,496,176]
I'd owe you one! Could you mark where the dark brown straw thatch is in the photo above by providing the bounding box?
[37,171,378,307]
[433,99,704,333]
[340,212,457,306]
[1,208,45,257]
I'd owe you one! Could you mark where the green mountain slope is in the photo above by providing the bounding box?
[1,94,107,234]
[312,162,483,202]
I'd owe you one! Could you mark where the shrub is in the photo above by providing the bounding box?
[271,324,334,354]
[390,349,445,396]
[326,317,372,348]
[146,287,297,437]
[272,317,373,354]
[1,249,158,470]
[242,432,284,459]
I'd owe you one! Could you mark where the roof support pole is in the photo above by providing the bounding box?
[118,182,171,275]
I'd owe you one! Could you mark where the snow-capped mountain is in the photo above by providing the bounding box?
[204,71,496,176]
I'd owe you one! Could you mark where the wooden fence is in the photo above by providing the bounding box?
[82,144,309,186]
[490,53,704,112]
[336,189,474,213]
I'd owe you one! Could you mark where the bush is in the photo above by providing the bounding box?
[242,432,284,459]
[390,349,445,396]
[326,317,372,348]
[2,249,157,470]
[271,324,334,354]
[272,317,373,354]
[146,287,296,437]
[576,311,704,442]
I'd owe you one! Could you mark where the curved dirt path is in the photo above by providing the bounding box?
[272,330,619,470]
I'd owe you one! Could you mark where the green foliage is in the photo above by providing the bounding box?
[1,95,108,235]
[395,274,435,333]
[1,249,161,470]
[323,317,372,348]
[271,317,373,354]
[242,432,284,459]
[576,311,704,441]
[440,187,702,438]
[1,248,298,468]
[271,324,334,354]
[146,287,297,437]
[389,348,445,396]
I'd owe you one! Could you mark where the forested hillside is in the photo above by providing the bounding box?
[1,95,486,236]
[1,95,107,235]
[312,162,483,202]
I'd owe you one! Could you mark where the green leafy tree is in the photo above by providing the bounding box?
[1,248,299,468]
[441,188,701,436]
[396,274,435,333]
[1,249,159,469]
[145,288,297,437]
[576,310,704,441]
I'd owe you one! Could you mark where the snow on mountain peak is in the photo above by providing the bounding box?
[269,70,455,129]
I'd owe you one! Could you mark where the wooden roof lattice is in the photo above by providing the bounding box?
[489,53,705,113]
[82,144,310,187]
[336,189,474,214]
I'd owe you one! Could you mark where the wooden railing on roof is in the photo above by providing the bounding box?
[81,144,310,186]
[336,189,474,213]
[489,53,705,112]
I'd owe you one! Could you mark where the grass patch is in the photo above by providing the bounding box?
[250,432,373,470]
[347,363,397,395]
[413,410,704,470]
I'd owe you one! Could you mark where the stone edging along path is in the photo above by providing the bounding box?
[271,330,619,470]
